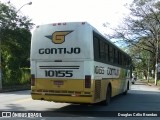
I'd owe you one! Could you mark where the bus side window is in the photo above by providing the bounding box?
[124,55,127,67]
[114,49,118,64]
[122,54,125,66]
[122,54,127,67]
[105,44,109,62]
[118,52,122,65]
[93,37,100,61]
[109,46,114,63]
[99,40,105,60]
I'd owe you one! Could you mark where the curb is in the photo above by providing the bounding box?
[0,85,30,93]
[0,88,30,93]
[147,83,160,90]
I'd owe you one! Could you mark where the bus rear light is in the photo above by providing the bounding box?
[85,75,91,88]
[31,74,35,86]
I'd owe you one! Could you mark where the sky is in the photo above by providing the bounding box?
[1,0,133,34]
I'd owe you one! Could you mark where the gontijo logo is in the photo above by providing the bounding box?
[45,31,73,44]
[39,30,81,55]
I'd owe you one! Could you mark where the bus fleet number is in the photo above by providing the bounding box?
[45,70,73,77]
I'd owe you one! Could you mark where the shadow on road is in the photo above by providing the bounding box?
[44,89,160,117]
[1,83,160,118]
[0,89,160,118]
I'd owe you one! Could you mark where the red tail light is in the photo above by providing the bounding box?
[31,74,35,86]
[85,75,91,88]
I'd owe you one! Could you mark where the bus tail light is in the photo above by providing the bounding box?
[85,75,91,88]
[31,74,35,86]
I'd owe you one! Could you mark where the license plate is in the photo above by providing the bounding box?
[54,81,63,85]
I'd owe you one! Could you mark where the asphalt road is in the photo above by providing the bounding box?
[0,81,160,120]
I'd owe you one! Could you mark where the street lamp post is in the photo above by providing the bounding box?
[0,1,32,90]
[16,2,32,13]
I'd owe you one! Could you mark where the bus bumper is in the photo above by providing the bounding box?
[31,93,94,104]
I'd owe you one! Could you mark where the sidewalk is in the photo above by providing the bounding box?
[135,79,160,91]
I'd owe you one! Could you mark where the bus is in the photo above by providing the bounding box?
[30,22,132,105]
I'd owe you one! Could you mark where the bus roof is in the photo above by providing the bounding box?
[31,22,131,61]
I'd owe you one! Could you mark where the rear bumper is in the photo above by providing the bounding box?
[31,78,95,104]
[31,93,94,104]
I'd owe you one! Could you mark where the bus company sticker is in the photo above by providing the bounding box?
[45,31,73,44]
[94,66,104,74]
[107,67,119,76]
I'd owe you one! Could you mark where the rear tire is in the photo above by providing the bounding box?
[106,86,111,105]
[100,85,111,106]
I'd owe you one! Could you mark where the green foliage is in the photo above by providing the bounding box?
[20,68,30,85]
[109,0,160,79]
[0,2,34,86]
[129,46,152,79]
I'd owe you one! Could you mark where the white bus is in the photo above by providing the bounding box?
[30,22,132,105]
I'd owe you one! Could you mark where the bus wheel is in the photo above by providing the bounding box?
[106,85,111,105]
[123,82,129,95]
[100,85,111,106]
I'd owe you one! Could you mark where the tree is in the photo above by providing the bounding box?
[0,2,34,86]
[105,0,160,79]
[128,46,153,79]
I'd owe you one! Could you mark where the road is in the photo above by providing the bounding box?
[0,81,160,120]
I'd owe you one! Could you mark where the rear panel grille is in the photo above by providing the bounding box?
[94,80,101,100]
